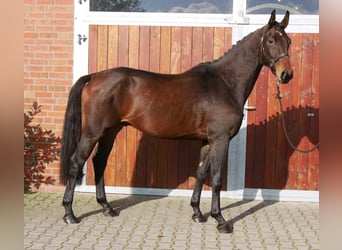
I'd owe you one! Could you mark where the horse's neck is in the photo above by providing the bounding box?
[216,27,264,107]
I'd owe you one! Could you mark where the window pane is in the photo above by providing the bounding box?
[90,0,233,14]
[246,0,318,15]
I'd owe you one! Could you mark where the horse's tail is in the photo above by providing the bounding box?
[60,74,92,185]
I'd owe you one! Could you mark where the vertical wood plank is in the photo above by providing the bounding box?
[126,127,137,187]
[202,27,214,62]
[139,26,150,70]
[160,26,171,73]
[118,25,129,67]
[128,26,140,69]
[146,135,157,188]
[156,139,169,188]
[286,33,302,189]
[97,25,108,72]
[88,25,98,74]
[297,33,314,190]
[135,131,148,187]
[181,27,192,71]
[167,142,179,188]
[107,25,119,68]
[254,69,269,187]
[224,27,232,52]
[245,68,268,188]
[264,69,278,188]
[170,26,181,74]
[308,33,319,190]
[150,26,161,72]
[213,27,225,60]
[192,27,203,66]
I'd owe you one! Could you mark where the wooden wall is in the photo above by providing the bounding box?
[86,25,232,190]
[245,33,319,190]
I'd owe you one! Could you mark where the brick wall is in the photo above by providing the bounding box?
[24,0,74,189]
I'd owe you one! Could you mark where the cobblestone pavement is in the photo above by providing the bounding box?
[24,192,319,250]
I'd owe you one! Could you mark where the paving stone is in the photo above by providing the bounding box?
[24,192,319,250]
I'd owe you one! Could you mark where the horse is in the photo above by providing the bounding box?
[60,10,293,233]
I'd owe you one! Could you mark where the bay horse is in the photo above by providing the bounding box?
[60,10,293,233]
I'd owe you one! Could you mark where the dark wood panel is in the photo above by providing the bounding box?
[245,33,319,190]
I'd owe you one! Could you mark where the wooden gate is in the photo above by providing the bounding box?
[86,25,232,190]
[245,33,319,190]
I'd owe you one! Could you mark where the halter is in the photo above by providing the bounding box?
[275,79,320,153]
[272,52,289,65]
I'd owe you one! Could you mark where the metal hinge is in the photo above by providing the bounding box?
[77,34,87,45]
[244,106,256,111]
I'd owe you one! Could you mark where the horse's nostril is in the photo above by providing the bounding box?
[281,70,293,82]
[281,70,288,81]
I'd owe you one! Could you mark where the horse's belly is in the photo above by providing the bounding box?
[123,110,208,140]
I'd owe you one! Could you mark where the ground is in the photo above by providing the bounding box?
[24,191,319,249]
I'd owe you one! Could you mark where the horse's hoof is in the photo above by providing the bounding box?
[192,213,206,223]
[63,214,80,224]
[103,208,119,217]
[217,222,233,233]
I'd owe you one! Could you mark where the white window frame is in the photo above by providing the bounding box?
[73,0,319,202]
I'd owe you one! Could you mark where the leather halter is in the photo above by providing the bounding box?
[272,52,289,65]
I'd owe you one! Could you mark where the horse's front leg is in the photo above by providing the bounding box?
[191,143,210,222]
[210,138,233,233]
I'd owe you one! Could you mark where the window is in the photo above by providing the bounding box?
[246,0,318,14]
[90,0,233,14]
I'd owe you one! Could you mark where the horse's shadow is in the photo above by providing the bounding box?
[244,105,319,191]
[77,195,163,221]
[78,105,318,227]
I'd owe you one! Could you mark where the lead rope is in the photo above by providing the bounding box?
[276,79,320,153]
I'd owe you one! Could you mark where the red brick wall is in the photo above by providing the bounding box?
[24,0,74,189]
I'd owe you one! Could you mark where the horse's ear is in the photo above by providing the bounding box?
[268,9,276,27]
[280,10,290,29]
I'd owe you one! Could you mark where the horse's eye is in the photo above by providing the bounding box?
[268,37,275,44]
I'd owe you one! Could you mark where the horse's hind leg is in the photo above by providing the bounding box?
[63,135,97,224]
[191,142,211,223]
[92,127,121,217]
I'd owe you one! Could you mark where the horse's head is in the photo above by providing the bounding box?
[259,10,293,84]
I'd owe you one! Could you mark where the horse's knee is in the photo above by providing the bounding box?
[211,174,222,191]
